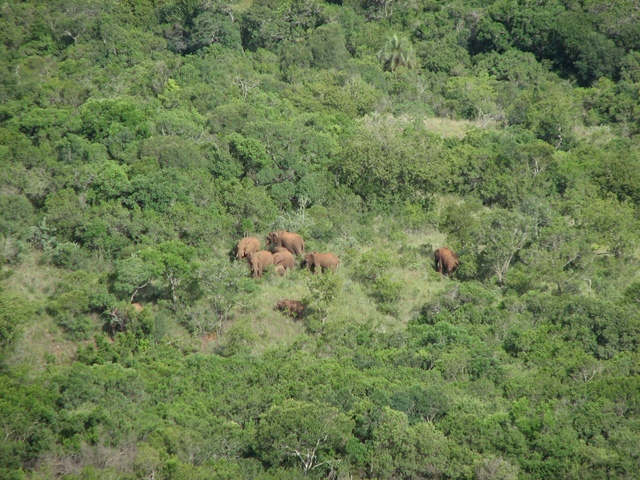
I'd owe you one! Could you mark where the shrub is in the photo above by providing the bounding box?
[354,249,397,282]
[50,242,87,270]
[0,293,34,357]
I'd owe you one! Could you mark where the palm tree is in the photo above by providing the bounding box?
[377,34,417,72]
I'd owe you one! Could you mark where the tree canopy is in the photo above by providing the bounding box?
[1,0,639,479]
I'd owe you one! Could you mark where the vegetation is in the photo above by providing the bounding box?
[1,0,639,478]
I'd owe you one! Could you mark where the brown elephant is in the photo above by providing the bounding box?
[275,264,287,276]
[236,236,261,260]
[273,249,295,271]
[434,247,460,278]
[303,251,340,273]
[247,250,275,278]
[275,299,305,319]
[266,230,305,256]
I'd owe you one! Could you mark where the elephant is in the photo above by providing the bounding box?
[275,264,287,276]
[236,236,261,260]
[266,230,305,256]
[247,250,275,278]
[273,249,295,271]
[275,299,305,319]
[303,251,340,273]
[434,247,459,278]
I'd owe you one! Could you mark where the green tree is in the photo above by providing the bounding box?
[305,272,344,331]
[140,240,197,304]
[0,195,34,238]
[369,406,453,478]
[477,209,535,284]
[0,293,34,360]
[196,259,251,335]
[377,35,417,72]
[111,255,160,302]
[309,23,349,70]
[255,399,354,475]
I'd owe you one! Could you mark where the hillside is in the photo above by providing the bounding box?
[1,1,640,479]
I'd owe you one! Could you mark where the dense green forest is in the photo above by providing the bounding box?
[1,0,640,478]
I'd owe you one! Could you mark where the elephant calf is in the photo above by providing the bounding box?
[273,249,295,271]
[275,299,305,319]
[434,247,460,278]
[303,251,340,273]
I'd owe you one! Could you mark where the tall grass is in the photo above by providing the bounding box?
[423,116,498,138]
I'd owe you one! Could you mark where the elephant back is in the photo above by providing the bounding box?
[267,230,304,255]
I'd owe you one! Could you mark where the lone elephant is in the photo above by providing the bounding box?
[434,247,459,278]
[273,249,295,271]
[304,251,340,273]
[236,236,261,260]
[247,250,275,278]
[275,299,305,319]
[266,230,305,256]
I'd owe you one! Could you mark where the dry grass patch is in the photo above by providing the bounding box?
[423,116,500,139]
[7,318,80,373]
[2,252,59,301]
[390,265,453,324]
[573,124,615,145]
[231,0,254,13]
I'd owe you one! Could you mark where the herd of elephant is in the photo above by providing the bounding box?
[236,230,461,279]
[235,230,460,319]
[236,230,340,278]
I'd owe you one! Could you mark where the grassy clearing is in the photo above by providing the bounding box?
[215,227,455,352]
[231,0,254,13]
[3,227,458,362]
[423,116,500,139]
[572,124,615,145]
[2,252,59,302]
[2,253,84,372]
[7,319,78,372]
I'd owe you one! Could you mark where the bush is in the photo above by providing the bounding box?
[56,313,94,341]
[0,235,28,265]
[371,275,403,313]
[0,293,34,357]
[0,195,34,238]
[50,242,87,270]
[354,249,397,282]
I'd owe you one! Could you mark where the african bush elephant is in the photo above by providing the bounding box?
[303,251,340,273]
[236,236,261,260]
[275,299,305,319]
[273,249,295,271]
[247,250,275,278]
[434,247,459,278]
[266,230,305,256]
